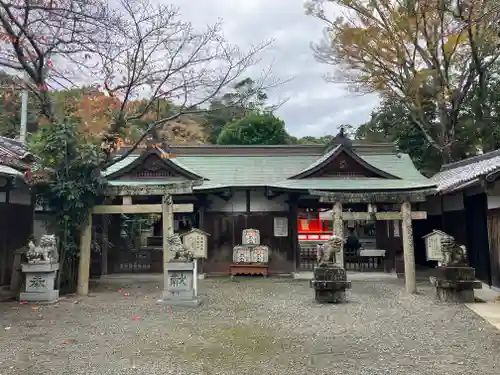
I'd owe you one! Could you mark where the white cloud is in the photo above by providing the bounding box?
[162,0,380,137]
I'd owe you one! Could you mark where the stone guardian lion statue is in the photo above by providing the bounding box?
[166,233,194,262]
[440,235,468,266]
[316,235,343,266]
[26,234,59,264]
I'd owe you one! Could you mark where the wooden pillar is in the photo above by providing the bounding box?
[401,201,416,293]
[162,194,174,263]
[289,195,299,271]
[101,215,108,276]
[77,213,92,296]
[333,201,344,267]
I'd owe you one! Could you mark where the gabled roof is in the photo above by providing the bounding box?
[432,149,500,193]
[103,143,434,192]
[288,144,400,179]
[422,229,448,239]
[104,147,205,181]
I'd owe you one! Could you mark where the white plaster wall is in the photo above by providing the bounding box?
[250,189,288,212]
[206,190,247,212]
[424,195,442,215]
[488,195,500,210]
[442,193,464,212]
[9,186,31,205]
[206,189,289,213]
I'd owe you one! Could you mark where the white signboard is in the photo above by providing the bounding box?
[423,230,446,261]
[273,217,288,237]
[181,229,209,259]
[393,221,400,238]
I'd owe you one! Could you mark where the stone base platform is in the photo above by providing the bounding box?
[19,290,59,303]
[158,261,201,308]
[157,296,203,307]
[310,280,352,303]
[430,276,482,303]
[311,265,351,303]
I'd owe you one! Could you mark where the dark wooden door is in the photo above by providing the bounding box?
[487,210,500,288]
[464,193,491,285]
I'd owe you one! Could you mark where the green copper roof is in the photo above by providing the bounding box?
[103,147,434,191]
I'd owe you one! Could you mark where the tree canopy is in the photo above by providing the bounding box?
[0,0,275,163]
[216,113,290,145]
[307,0,500,163]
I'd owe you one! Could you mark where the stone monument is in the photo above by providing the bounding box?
[230,229,269,277]
[20,234,60,303]
[429,234,482,303]
[310,235,351,303]
[157,233,201,307]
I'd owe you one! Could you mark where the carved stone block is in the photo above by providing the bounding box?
[158,261,201,307]
[430,266,482,303]
[310,265,351,303]
[19,263,59,303]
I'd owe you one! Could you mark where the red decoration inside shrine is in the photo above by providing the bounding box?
[297,211,333,241]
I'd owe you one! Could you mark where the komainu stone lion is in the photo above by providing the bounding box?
[166,234,194,262]
[26,234,59,264]
[440,235,468,266]
[317,235,343,266]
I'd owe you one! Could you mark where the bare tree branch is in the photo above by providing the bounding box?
[0,0,278,165]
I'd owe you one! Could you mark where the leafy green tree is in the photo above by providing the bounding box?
[28,121,106,291]
[307,0,500,164]
[216,113,290,145]
[204,78,278,143]
[355,98,477,175]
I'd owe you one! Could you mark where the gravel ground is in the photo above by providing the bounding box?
[1,276,500,375]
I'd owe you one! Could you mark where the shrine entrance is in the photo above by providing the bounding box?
[77,181,199,296]
[308,190,433,293]
[297,200,427,274]
[89,202,195,276]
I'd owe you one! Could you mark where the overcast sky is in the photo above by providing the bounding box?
[167,0,380,138]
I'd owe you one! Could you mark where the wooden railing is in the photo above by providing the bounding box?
[299,242,385,272]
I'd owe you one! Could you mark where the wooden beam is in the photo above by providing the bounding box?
[105,180,200,196]
[312,189,434,203]
[340,211,427,220]
[92,203,193,214]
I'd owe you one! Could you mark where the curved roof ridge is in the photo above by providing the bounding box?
[287,144,400,180]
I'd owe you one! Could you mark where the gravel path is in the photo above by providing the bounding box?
[1,276,500,375]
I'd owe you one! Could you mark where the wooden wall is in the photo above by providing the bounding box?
[203,211,296,275]
[0,203,33,286]
[487,209,500,288]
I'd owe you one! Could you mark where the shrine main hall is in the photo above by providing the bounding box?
[84,132,437,286]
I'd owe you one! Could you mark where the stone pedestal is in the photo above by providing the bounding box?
[157,261,202,307]
[430,266,482,303]
[310,265,351,303]
[19,263,59,303]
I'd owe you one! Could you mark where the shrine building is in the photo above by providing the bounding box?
[86,132,437,284]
